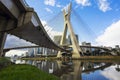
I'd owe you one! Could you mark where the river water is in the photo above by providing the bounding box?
[14,59,120,80]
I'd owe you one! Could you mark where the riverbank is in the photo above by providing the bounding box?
[73,56,120,60]
[22,57,58,61]
[0,57,59,80]
[22,56,120,61]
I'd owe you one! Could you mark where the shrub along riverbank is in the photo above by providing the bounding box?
[0,58,59,80]
[0,57,13,69]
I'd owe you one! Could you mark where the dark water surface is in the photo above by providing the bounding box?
[15,60,120,80]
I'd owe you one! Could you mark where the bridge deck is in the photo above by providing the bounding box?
[0,0,65,52]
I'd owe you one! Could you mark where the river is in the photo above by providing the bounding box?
[14,59,120,80]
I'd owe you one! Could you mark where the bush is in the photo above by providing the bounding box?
[0,57,12,69]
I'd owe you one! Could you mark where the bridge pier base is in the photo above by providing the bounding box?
[0,32,7,57]
[57,51,62,58]
[57,51,81,59]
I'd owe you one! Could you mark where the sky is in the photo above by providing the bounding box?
[5,0,120,48]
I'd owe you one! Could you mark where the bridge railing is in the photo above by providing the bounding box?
[20,0,49,39]
[18,0,66,51]
[18,0,30,10]
[32,12,46,31]
[21,0,29,7]
[20,0,57,44]
[32,12,67,51]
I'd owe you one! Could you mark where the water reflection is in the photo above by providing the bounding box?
[14,59,120,80]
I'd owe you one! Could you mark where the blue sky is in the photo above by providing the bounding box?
[4,0,120,48]
[4,0,120,57]
[24,0,120,47]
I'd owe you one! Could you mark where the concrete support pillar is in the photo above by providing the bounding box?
[0,32,7,57]
[0,16,8,57]
[57,3,82,58]
[0,15,15,57]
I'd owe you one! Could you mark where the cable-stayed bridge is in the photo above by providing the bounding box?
[0,0,113,58]
[0,0,68,56]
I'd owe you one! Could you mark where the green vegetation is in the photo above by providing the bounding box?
[0,64,59,80]
[0,57,11,63]
[0,57,59,80]
[0,57,12,69]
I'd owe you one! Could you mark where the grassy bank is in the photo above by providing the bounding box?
[0,57,59,80]
[0,64,59,80]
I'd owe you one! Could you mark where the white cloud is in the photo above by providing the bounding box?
[75,0,91,6]
[5,50,28,57]
[44,0,56,6]
[101,65,120,80]
[45,8,53,13]
[56,4,62,8]
[98,0,111,12]
[96,20,120,47]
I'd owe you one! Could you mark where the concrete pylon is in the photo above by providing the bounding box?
[0,32,7,57]
[0,16,8,57]
[57,3,83,58]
